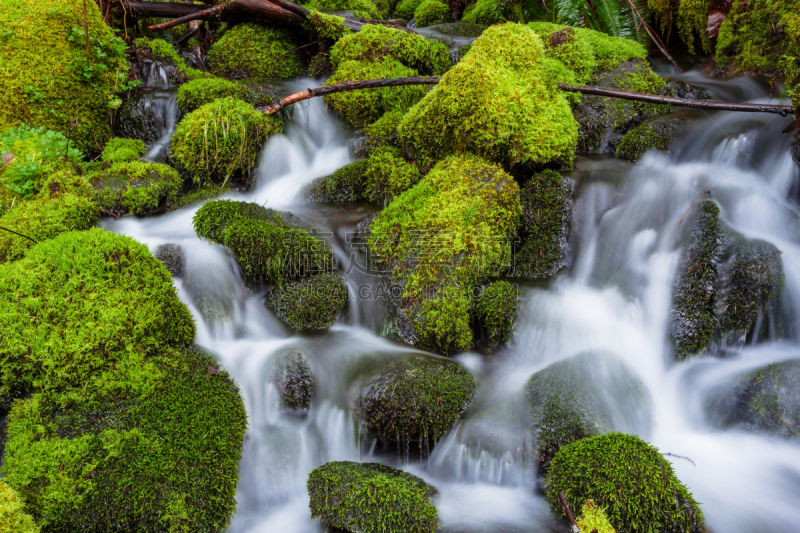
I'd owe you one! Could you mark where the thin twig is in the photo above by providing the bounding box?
[82,0,91,60]
[0,226,37,244]
[558,491,580,533]
[96,206,120,219]
[148,4,226,31]
[662,452,696,467]
[624,0,683,73]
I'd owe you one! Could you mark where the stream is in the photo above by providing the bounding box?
[104,68,800,532]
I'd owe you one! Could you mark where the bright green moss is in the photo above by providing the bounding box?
[331,24,451,75]
[171,97,281,186]
[726,360,800,438]
[0,228,195,396]
[306,9,349,41]
[546,433,704,533]
[364,146,421,204]
[208,24,302,80]
[398,23,577,170]
[308,461,438,533]
[304,0,384,19]
[267,274,348,331]
[176,78,243,113]
[357,109,405,156]
[355,355,477,439]
[462,0,523,24]
[513,170,571,279]
[2,345,246,532]
[305,159,369,203]
[531,26,596,84]
[473,280,519,350]
[273,350,313,410]
[576,500,617,533]
[0,481,39,533]
[368,155,520,355]
[87,160,183,217]
[394,0,426,20]
[0,0,129,153]
[100,138,146,164]
[616,120,677,161]
[324,59,430,127]
[135,37,209,82]
[414,0,449,26]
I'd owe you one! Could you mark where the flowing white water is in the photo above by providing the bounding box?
[105,72,800,532]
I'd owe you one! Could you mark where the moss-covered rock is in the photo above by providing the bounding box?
[355,109,405,157]
[432,22,488,36]
[306,9,350,41]
[308,461,438,533]
[272,351,313,411]
[304,0,384,19]
[114,91,167,144]
[0,228,195,395]
[176,77,281,113]
[171,97,281,186]
[87,161,182,217]
[511,170,571,279]
[414,0,449,26]
[545,433,704,533]
[2,345,246,532]
[394,0,426,20]
[0,0,129,153]
[0,481,39,533]
[462,0,523,24]
[526,353,651,465]
[398,23,578,170]
[134,37,210,84]
[100,138,146,164]
[368,155,520,355]
[473,281,519,350]
[305,159,369,203]
[266,274,348,331]
[616,119,679,162]
[331,25,451,76]
[208,24,302,80]
[154,243,186,277]
[364,146,422,204]
[353,355,476,440]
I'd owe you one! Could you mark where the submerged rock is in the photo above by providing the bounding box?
[272,351,313,411]
[154,244,186,277]
[115,90,173,144]
[308,461,438,533]
[266,274,348,331]
[352,355,476,440]
[616,118,681,162]
[305,159,369,203]
[545,433,704,533]
[87,161,183,217]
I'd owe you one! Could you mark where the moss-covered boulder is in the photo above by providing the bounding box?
[208,24,302,80]
[272,350,313,411]
[545,433,704,533]
[616,119,679,162]
[414,0,449,26]
[433,22,488,36]
[398,23,578,170]
[462,0,523,24]
[364,146,422,204]
[87,161,182,217]
[526,353,651,465]
[368,155,520,355]
[2,345,246,532]
[304,0,385,19]
[266,274,348,330]
[0,0,129,152]
[331,25,451,76]
[354,109,405,157]
[171,97,281,186]
[394,0,425,20]
[353,356,476,440]
[0,228,195,395]
[511,170,571,279]
[101,138,146,164]
[0,481,39,533]
[473,281,520,350]
[306,160,369,203]
[176,77,281,113]
[308,461,438,533]
[154,243,186,277]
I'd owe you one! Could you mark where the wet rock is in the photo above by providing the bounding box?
[115,90,171,144]
[308,461,438,533]
[266,274,348,331]
[472,280,521,350]
[182,249,246,329]
[154,244,186,277]
[454,393,534,460]
[616,118,681,162]
[272,351,313,411]
[431,22,488,37]
[526,352,651,465]
[305,160,369,203]
[352,355,476,441]
[87,161,183,217]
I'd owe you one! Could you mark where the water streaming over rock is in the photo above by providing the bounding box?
[105,72,800,532]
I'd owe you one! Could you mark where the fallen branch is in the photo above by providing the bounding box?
[662,452,696,467]
[148,4,227,31]
[625,0,683,73]
[558,491,580,533]
[0,226,37,244]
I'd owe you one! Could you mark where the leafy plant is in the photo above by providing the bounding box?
[521,0,647,40]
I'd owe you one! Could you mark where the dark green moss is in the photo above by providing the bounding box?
[307,461,438,533]
[355,110,405,157]
[176,78,281,113]
[303,0,384,19]
[154,244,186,277]
[87,161,182,217]
[364,146,421,204]
[305,159,369,203]
[473,281,519,350]
[545,433,704,533]
[394,0,425,20]
[616,119,678,162]
[462,0,523,24]
[273,351,313,411]
[433,22,487,37]
[512,170,571,279]
[414,0,449,26]
[354,356,476,440]
[207,24,302,80]
[266,275,348,331]
[2,345,246,532]
[101,138,146,164]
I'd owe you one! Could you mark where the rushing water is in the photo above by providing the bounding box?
[104,70,800,532]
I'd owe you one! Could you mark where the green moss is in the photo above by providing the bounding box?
[175,77,282,113]
[414,0,449,26]
[473,280,519,350]
[670,200,724,360]
[368,155,520,355]
[398,23,578,170]
[266,274,348,330]
[433,22,488,36]
[0,228,195,396]
[364,146,421,204]
[576,500,617,533]
[305,159,369,203]
[545,433,704,533]
[308,461,438,533]
[0,481,39,533]
[532,26,596,84]
[0,0,130,153]
[208,24,302,80]
[331,24,451,75]
[355,355,476,440]
[171,97,281,186]
[2,345,246,532]
[136,37,209,82]
[357,109,405,156]
[306,9,349,41]
[325,59,430,127]
[462,0,523,24]
[304,0,384,19]
[100,137,146,164]
[512,170,571,279]
[87,160,183,217]
[726,360,800,438]
[648,0,711,54]
[616,120,677,162]
[273,350,313,410]
[394,0,426,20]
